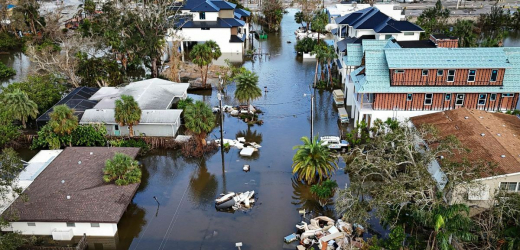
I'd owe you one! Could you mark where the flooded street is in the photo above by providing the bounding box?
[113,9,348,250]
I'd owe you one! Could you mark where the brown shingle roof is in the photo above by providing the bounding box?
[411,108,520,177]
[9,147,141,223]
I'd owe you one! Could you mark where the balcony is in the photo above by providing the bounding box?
[353,93,373,111]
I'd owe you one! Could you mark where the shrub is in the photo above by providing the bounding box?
[109,138,150,155]
[103,153,141,186]
[0,32,23,51]
[0,62,16,79]
[310,179,338,199]
[295,37,317,54]
[177,96,194,110]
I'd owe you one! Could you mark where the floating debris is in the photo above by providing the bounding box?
[215,191,255,211]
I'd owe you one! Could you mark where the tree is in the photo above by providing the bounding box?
[2,89,39,128]
[103,153,141,186]
[0,111,21,148]
[311,10,328,42]
[295,11,304,27]
[115,95,141,137]
[291,136,338,184]
[48,105,78,146]
[295,37,317,54]
[311,43,327,87]
[416,0,450,39]
[0,74,67,114]
[260,0,284,32]
[76,52,125,87]
[190,41,222,88]
[234,70,262,116]
[295,0,319,30]
[10,0,45,34]
[451,19,477,47]
[310,179,338,206]
[184,101,216,146]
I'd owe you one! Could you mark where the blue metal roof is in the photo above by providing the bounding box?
[345,44,362,66]
[191,0,219,12]
[334,7,423,34]
[385,48,511,69]
[220,18,245,27]
[352,47,520,93]
[235,8,251,17]
[212,0,236,9]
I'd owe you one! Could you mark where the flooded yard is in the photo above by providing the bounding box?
[112,9,349,250]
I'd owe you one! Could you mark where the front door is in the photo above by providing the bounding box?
[114,125,120,136]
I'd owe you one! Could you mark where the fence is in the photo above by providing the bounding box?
[21,234,87,250]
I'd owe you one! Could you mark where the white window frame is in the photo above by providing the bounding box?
[395,70,404,73]
[404,32,414,36]
[66,222,76,227]
[424,93,433,105]
[499,182,519,192]
[490,69,498,82]
[455,94,465,105]
[490,93,497,101]
[27,222,36,226]
[468,69,476,82]
[503,93,514,97]
[447,70,456,82]
[437,69,443,76]
[91,223,100,227]
[406,93,413,101]
[422,69,428,76]
[478,94,487,105]
[445,93,451,101]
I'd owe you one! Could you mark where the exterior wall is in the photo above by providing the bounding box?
[231,26,237,35]
[106,122,180,137]
[373,93,519,111]
[450,173,520,209]
[219,9,234,18]
[176,28,244,53]
[390,69,506,86]
[192,12,219,21]
[377,32,420,41]
[3,222,118,237]
[353,104,441,127]
[354,29,376,37]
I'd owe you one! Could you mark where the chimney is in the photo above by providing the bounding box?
[430,34,459,48]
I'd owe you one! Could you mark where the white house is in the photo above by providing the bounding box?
[80,78,189,137]
[327,3,404,22]
[1,147,141,239]
[168,0,251,54]
[332,6,423,95]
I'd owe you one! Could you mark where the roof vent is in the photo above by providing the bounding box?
[90,152,93,155]
[464,116,469,119]
[501,155,506,158]
[67,195,71,200]
[481,133,485,136]
[61,180,65,184]
[78,161,82,164]
[497,134,501,136]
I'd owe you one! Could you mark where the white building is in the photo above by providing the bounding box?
[331,6,423,96]
[168,0,251,54]
[80,78,189,137]
[327,3,404,22]
[1,147,141,239]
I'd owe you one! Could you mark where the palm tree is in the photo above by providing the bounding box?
[103,152,142,186]
[292,136,338,184]
[234,70,262,117]
[324,45,336,86]
[190,40,221,88]
[311,43,327,87]
[115,95,141,137]
[452,19,476,47]
[2,89,38,128]
[295,11,304,27]
[184,101,215,146]
[48,104,78,146]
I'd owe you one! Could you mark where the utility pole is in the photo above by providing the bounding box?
[217,91,226,192]
[311,94,314,139]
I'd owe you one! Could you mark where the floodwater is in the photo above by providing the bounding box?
[0,51,32,87]
[112,9,349,250]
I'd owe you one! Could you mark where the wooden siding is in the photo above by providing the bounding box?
[390,69,505,86]
[373,93,519,111]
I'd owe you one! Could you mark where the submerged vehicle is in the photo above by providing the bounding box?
[320,136,349,150]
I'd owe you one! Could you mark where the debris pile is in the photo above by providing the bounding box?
[213,104,257,116]
[285,216,365,249]
[215,191,256,211]
[215,137,262,157]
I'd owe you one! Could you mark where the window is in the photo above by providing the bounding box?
[490,69,498,82]
[478,94,487,105]
[468,70,476,82]
[406,94,413,101]
[66,222,75,227]
[199,12,206,20]
[114,125,119,130]
[201,27,210,30]
[445,94,451,101]
[424,93,433,105]
[503,93,514,97]
[437,69,443,76]
[385,35,392,39]
[422,69,428,76]
[500,182,518,192]
[395,70,405,73]
[27,223,36,226]
[404,32,414,36]
[91,223,100,227]
[490,93,497,101]
[455,94,465,105]
[447,69,456,82]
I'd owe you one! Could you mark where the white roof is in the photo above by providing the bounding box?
[80,109,183,125]
[329,3,404,21]
[89,78,190,110]
[0,150,63,214]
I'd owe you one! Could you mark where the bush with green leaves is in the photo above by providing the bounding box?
[0,111,21,148]
[310,179,338,199]
[0,62,16,79]
[109,138,150,155]
[0,74,66,114]
[295,37,317,54]
[0,32,23,51]
[103,153,142,186]
[177,96,194,110]
[32,124,107,149]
